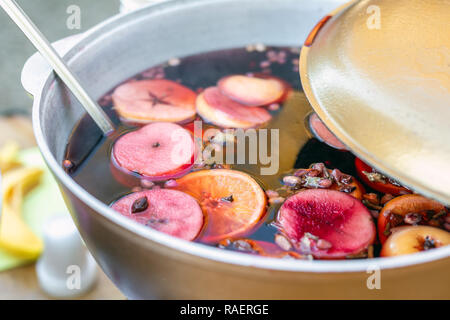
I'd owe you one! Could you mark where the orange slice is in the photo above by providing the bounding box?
[173,169,267,243]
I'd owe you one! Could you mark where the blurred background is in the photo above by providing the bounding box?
[0,0,124,299]
[0,0,119,116]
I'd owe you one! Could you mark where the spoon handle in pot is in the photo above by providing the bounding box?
[0,0,115,135]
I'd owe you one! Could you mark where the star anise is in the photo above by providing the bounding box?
[144,91,171,106]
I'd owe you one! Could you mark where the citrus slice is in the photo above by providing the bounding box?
[112,79,197,124]
[172,169,267,243]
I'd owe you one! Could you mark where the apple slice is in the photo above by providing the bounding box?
[381,226,450,257]
[277,189,375,259]
[112,79,197,124]
[111,189,204,241]
[355,157,411,196]
[218,75,286,107]
[111,122,195,182]
[196,87,272,129]
[377,194,448,244]
[308,113,348,150]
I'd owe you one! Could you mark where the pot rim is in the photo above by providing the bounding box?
[32,0,450,273]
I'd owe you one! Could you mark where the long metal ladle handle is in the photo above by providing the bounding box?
[0,0,115,135]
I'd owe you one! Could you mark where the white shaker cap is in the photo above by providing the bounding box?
[36,215,98,298]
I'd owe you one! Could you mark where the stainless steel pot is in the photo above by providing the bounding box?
[22,0,450,299]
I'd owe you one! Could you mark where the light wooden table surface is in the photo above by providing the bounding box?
[0,115,125,300]
[0,263,124,300]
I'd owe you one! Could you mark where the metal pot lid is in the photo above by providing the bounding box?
[300,0,450,205]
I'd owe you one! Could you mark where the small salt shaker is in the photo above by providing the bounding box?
[36,215,98,298]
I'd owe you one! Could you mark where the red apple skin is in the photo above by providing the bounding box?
[378,194,447,244]
[355,157,411,195]
[277,189,376,259]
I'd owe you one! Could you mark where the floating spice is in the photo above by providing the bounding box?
[265,189,279,198]
[274,234,293,251]
[380,193,395,205]
[404,212,422,225]
[146,218,168,226]
[363,193,379,205]
[221,195,234,203]
[63,159,74,171]
[423,236,436,250]
[131,196,149,214]
[316,239,332,250]
[363,171,387,184]
[164,179,178,188]
[282,175,301,187]
[269,196,285,205]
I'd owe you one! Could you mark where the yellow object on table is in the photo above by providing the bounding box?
[0,146,70,271]
[0,167,44,258]
[0,142,21,172]
[0,119,124,299]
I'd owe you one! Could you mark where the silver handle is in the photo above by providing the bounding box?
[0,0,115,135]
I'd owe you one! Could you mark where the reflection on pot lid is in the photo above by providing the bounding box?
[300,0,450,205]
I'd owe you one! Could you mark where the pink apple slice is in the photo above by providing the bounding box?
[112,122,195,181]
[277,189,375,259]
[196,87,272,128]
[308,113,348,150]
[218,75,286,106]
[111,189,204,241]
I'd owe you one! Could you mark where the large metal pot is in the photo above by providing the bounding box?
[22,0,450,299]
